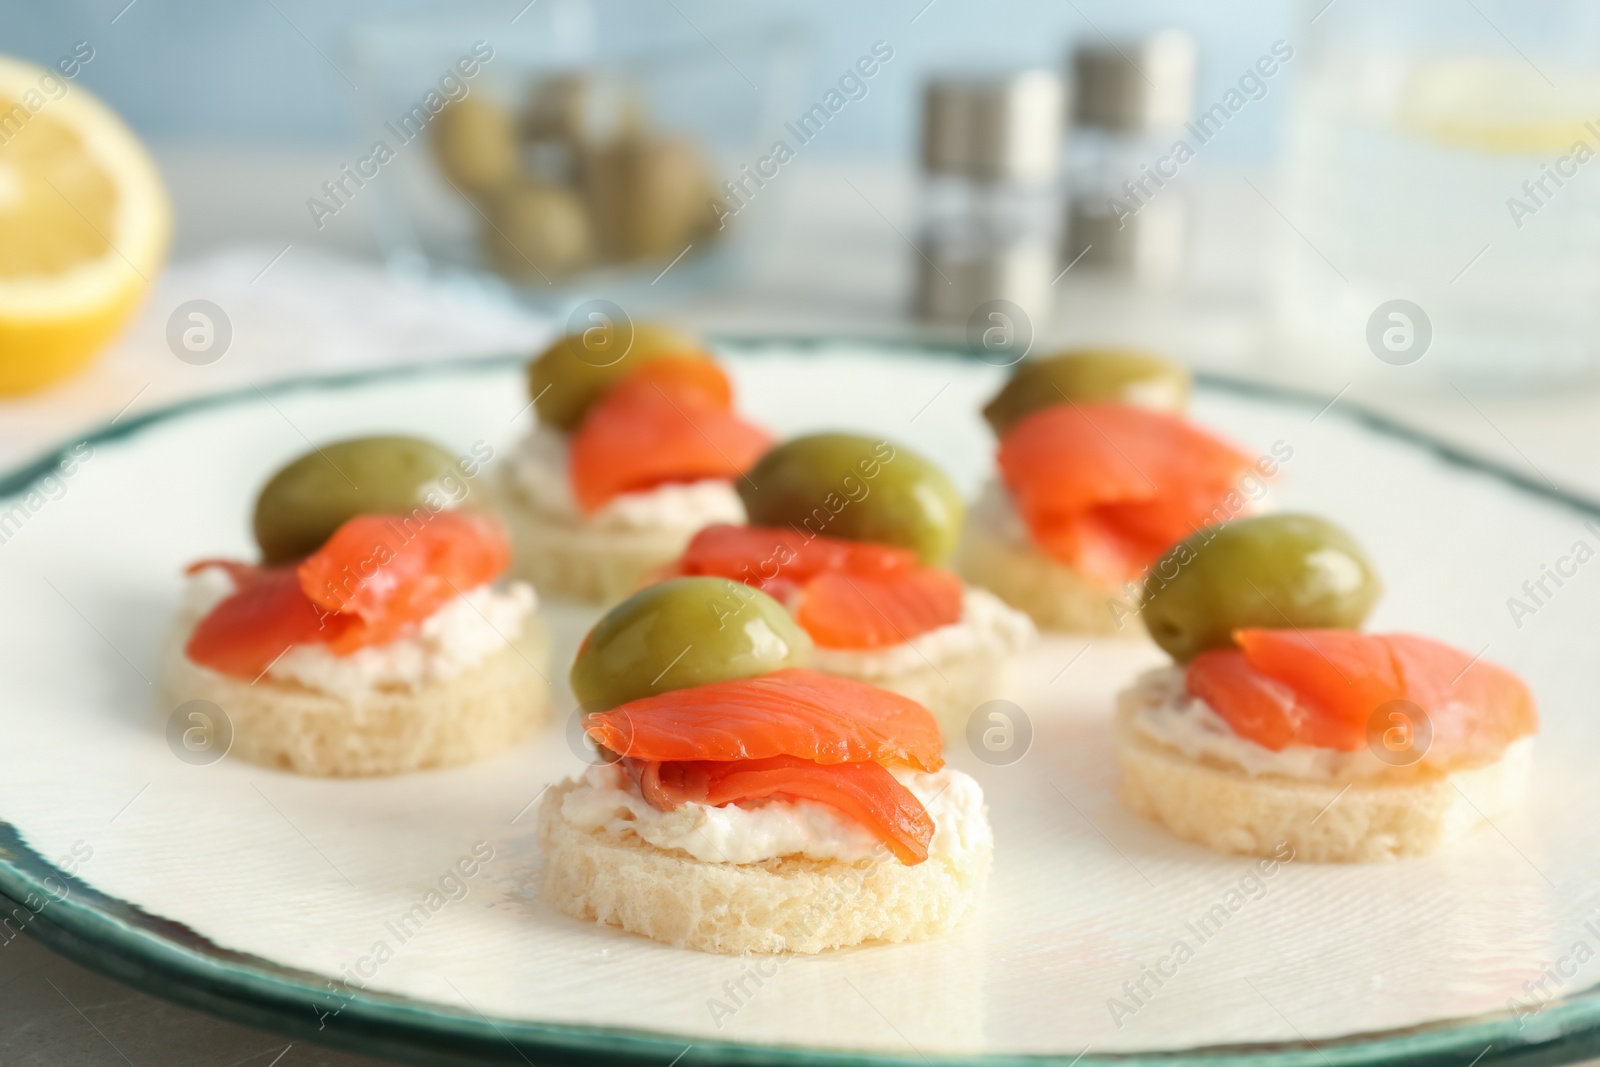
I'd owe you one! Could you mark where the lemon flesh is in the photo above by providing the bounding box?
[0,56,169,394]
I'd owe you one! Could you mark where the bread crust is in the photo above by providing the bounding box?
[536,778,992,954]
[1113,695,1534,862]
[162,619,551,777]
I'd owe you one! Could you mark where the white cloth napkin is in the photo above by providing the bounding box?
[0,246,553,469]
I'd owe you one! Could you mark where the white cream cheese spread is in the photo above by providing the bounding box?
[559,761,990,865]
[182,567,536,701]
[1127,666,1530,780]
[507,423,746,532]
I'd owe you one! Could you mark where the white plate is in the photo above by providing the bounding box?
[1,341,1596,1066]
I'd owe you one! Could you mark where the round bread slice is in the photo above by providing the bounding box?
[807,590,1034,737]
[819,649,1012,738]
[1113,692,1535,863]
[537,777,992,954]
[955,513,1140,635]
[497,472,698,605]
[162,619,551,777]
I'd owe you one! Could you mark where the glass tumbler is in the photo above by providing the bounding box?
[1276,0,1600,388]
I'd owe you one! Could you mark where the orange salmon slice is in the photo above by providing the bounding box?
[186,509,509,677]
[568,358,771,513]
[795,569,964,650]
[1186,629,1537,763]
[997,402,1255,586]
[583,667,945,771]
[630,754,936,865]
[673,524,964,648]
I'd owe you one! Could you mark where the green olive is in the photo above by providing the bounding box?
[571,577,811,710]
[253,436,463,565]
[982,348,1191,437]
[528,321,707,431]
[1141,513,1383,663]
[737,434,964,566]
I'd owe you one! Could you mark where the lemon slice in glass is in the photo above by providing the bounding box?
[1397,57,1600,155]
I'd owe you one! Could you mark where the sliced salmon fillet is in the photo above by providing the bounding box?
[568,359,771,513]
[1384,634,1538,765]
[1232,628,1405,729]
[299,510,510,652]
[1186,629,1537,763]
[186,509,510,677]
[795,569,964,650]
[583,667,945,771]
[673,524,962,648]
[186,565,351,678]
[619,354,732,408]
[676,523,917,597]
[997,402,1255,586]
[628,754,935,865]
[1186,648,1368,751]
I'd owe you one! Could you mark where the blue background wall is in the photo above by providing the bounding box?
[1,0,1297,163]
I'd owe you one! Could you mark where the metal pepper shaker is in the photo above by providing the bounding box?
[914,69,1066,331]
[1062,30,1196,284]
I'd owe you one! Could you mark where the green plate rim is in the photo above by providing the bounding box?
[2,337,1597,1067]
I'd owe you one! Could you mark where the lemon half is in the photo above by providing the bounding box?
[0,55,170,394]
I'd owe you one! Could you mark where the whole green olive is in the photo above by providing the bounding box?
[571,577,812,710]
[737,434,964,566]
[982,348,1191,437]
[1141,513,1383,663]
[253,436,464,565]
[528,321,707,431]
